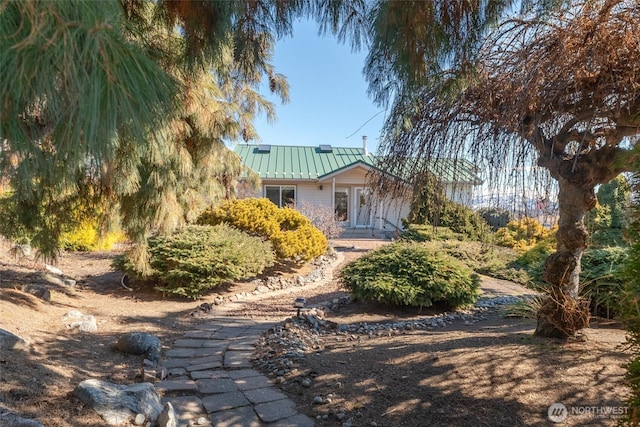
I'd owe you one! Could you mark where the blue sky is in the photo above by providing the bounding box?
[250,20,385,152]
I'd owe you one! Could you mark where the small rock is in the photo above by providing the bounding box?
[195,416,208,425]
[157,402,177,427]
[313,396,324,404]
[21,284,51,301]
[134,413,146,425]
[336,412,346,421]
[115,332,162,364]
[142,368,156,383]
[64,311,97,333]
[301,378,312,388]
[45,264,64,276]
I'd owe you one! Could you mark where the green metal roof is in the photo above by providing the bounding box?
[234,144,482,184]
[234,144,376,180]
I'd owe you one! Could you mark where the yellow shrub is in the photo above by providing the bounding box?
[495,217,555,252]
[61,220,126,251]
[199,198,327,262]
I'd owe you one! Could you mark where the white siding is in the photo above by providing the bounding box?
[296,182,332,208]
[444,183,474,206]
[372,194,411,232]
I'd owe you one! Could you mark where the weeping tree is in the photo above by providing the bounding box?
[370,0,640,337]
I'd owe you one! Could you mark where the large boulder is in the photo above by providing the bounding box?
[0,328,29,351]
[73,379,162,426]
[114,332,162,364]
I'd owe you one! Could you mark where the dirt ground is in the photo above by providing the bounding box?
[0,238,631,426]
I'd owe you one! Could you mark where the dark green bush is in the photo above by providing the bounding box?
[513,243,627,317]
[478,207,514,231]
[401,229,529,284]
[117,224,274,298]
[338,243,480,309]
[619,201,640,424]
[399,224,469,242]
[580,247,627,318]
[408,173,491,242]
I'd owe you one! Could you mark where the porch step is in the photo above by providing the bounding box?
[336,228,393,240]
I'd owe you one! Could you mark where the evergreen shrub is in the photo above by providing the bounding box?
[338,243,480,309]
[580,247,627,318]
[399,224,468,242]
[619,211,640,423]
[117,224,274,298]
[198,198,327,262]
[478,207,514,231]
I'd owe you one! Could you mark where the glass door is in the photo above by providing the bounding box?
[334,188,349,225]
[355,188,371,227]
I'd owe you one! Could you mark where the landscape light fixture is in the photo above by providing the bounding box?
[293,297,307,316]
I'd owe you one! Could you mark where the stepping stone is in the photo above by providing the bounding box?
[201,392,250,413]
[208,406,261,427]
[223,351,253,369]
[173,338,207,348]
[253,399,297,423]
[184,330,217,339]
[234,375,272,391]
[243,387,288,404]
[186,359,223,372]
[155,379,197,394]
[197,378,238,394]
[227,369,262,380]
[190,370,230,380]
[161,396,205,424]
[269,413,316,427]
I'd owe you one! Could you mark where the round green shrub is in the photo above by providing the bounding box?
[338,243,480,309]
[198,198,327,262]
[120,224,274,298]
[478,207,514,231]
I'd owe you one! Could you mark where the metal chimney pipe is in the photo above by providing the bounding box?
[362,135,368,155]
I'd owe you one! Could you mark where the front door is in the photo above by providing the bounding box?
[355,187,371,227]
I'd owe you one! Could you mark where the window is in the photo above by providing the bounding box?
[265,185,296,207]
[334,189,348,221]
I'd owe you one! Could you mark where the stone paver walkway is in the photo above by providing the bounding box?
[155,317,315,427]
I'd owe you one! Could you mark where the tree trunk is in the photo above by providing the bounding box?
[534,178,593,338]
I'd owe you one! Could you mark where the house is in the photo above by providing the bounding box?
[233,138,482,233]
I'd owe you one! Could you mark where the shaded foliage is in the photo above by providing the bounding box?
[408,174,490,241]
[618,173,640,422]
[478,208,514,231]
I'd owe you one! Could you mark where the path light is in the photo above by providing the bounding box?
[293,297,307,316]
